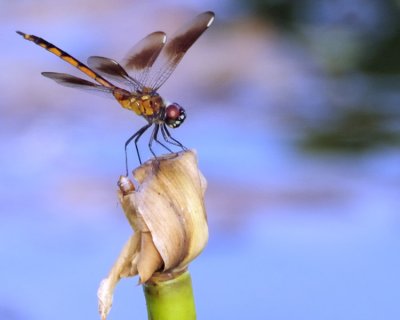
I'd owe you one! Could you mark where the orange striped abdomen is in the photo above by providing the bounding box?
[17,31,115,89]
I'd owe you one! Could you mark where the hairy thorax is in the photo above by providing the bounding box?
[113,88,165,123]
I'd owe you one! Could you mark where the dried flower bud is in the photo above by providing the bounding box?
[98,150,208,320]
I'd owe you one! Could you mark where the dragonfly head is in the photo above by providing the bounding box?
[165,103,186,128]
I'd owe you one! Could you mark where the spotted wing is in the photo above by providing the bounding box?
[87,56,142,91]
[122,31,167,88]
[143,11,215,91]
[42,72,114,95]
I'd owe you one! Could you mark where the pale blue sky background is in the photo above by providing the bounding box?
[1,1,399,319]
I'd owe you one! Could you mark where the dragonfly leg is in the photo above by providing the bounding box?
[124,123,152,176]
[148,124,160,159]
[152,124,173,153]
[161,124,187,150]
[148,124,174,159]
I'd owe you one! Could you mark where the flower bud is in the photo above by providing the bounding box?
[98,150,208,320]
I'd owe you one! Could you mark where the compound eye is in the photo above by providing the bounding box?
[165,103,186,128]
[166,103,180,120]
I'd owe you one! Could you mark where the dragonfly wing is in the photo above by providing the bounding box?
[144,11,215,90]
[87,56,141,90]
[122,31,167,87]
[42,72,114,95]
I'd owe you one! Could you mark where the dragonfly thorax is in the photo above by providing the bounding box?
[114,88,185,128]
[114,89,165,121]
[138,93,164,121]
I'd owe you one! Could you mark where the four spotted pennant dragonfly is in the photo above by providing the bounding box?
[17,11,215,175]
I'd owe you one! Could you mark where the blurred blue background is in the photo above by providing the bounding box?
[1,0,400,319]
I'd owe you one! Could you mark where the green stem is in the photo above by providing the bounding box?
[143,270,196,320]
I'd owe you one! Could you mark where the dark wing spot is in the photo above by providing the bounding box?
[88,56,129,77]
[124,31,166,70]
[42,72,98,86]
[164,11,215,57]
[126,46,160,69]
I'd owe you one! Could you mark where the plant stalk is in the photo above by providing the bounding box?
[143,270,196,320]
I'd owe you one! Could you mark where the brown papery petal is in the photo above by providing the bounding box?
[137,232,164,283]
[128,150,208,271]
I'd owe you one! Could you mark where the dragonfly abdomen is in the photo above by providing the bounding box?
[16,31,116,89]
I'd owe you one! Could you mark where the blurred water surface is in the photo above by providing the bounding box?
[1,1,399,319]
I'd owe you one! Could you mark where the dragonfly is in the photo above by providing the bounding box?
[17,11,215,175]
